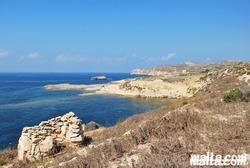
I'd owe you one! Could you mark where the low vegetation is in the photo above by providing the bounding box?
[223,88,250,103]
[1,62,249,167]
[223,88,243,103]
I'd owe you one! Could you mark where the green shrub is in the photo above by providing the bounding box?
[223,89,243,103]
[0,159,5,166]
[182,101,188,105]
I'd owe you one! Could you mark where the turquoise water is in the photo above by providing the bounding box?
[0,73,168,149]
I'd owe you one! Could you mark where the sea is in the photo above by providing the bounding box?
[0,73,169,149]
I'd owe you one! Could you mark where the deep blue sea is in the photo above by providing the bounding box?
[0,73,169,149]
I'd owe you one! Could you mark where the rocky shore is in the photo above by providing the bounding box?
[44,61,249,99]
[45,73,208,99]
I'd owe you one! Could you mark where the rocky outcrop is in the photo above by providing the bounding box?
[85,121,103,132]
[91,76,109,80]
[18,112,84,161]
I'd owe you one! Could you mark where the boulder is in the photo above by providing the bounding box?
[39,136,54,153]
[18,135,32,160]
[85,121,103,132]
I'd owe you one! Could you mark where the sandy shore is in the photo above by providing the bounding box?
[44,83,105,91]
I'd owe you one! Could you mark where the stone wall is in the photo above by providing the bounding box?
[18,112,84,161]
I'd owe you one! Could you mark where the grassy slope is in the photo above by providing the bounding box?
[1,62,249,168]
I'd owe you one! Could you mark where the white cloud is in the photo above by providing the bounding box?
[27,52,40,59]
[145,56,158,62]
[145,52,177,62]
[55,54,86,62]
[161,52,176,61]
[0,50,12,58]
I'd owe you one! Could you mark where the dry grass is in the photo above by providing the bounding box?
[0,148,17,166]
[1,63,250,167]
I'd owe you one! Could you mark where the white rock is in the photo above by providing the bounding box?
[38,130,47,135]
[71,124,80,129]
[21,132,30,137]
[57,122,63,126]
[71,128,81,133]
[59,157,77,166]
[1,164,13,168]
[37,166,45,168]
[61,125,67,135]
[39,136,54,153]
[55,116,61,120]
[69,117,78,123]
[18,135,32,160]
[70,134,84,143]
[68,112,75,117]
[22,127,33,132]
[39,121,49,126]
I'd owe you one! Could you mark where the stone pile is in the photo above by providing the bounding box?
[18,112,84,161]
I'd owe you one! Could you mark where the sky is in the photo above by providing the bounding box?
[0,0,249,72]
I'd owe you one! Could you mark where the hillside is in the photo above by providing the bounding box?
[131,61,240,76]
[1,61,249,168]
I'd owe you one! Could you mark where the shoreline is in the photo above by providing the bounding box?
[44,73,209,99]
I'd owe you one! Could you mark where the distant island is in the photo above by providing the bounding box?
[91,76,110,80]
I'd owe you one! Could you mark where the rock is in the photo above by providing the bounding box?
[37,166,45,168]
[17,112,84,161]
[38,130,47,135]
[69,116,79,123]
[71,128,81,134]
[55,116,61,120]
[58,157,78,166]
[70,134,84,143]
[68,111,75,117]
[32,137,41,143]
[85,121,103,132]
[91,76,109,80]
[39,121,49,126]
[39,136,54,153]
[21,132,30,137]
[18,135,32,160]
[44,126,52,130]
[71,124,80,129]
[57,122,63,126]
[61,125,67,135]
[22,127,33,132]
[1,164,13,168]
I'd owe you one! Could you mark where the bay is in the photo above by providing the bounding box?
[0,73,168,149]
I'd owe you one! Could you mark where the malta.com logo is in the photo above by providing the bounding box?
[190,152,248,166]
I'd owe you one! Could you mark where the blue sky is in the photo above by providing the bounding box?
[0,0,249,72]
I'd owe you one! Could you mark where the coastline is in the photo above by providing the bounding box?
[44,73,209,99]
